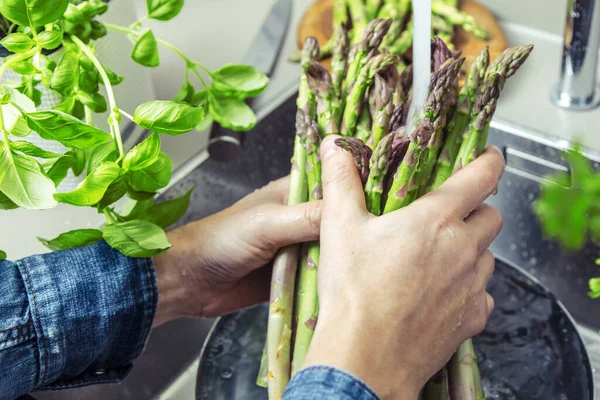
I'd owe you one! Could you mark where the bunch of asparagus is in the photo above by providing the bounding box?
[293,0,488,63]
[263,18,533,400]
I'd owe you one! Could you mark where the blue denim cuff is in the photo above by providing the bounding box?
[284,366,381,400]
[16,241,157,390]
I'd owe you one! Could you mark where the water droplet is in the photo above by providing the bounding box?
[529,257,537,265]
[510,243,517,250]
[527,192,534,201]
[221,366,234,379]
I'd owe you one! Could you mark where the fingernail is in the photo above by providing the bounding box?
[320,136,341,162]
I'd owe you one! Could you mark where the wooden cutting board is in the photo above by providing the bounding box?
[297,0,508,78]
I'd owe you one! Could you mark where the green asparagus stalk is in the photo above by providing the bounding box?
[432,14,455,50]
[453,45,534,173]
[355,106,372,143]
[298,37,320,117]
[347,0,369,38]
[432,36,454,73]
[382,120,434,213]
[427,46,490,192]
[381,64,403,107]
[469,340,485,400]
[334,137,373,184]
[399,64,413,103]
[387,57,463,209]
[331,23,351,100]
[410,57,465,199]
[367,74,394,149]
[343,19,393,99]
[388,17,413,56]
[306,61,339,136]
[365,0,384,20]
[423,367,450,400]
[364,131,410,215]
[341,52,397,136]
[448,337,477,400]
[291,110,322,376]
[380,0,411,49]
[432,1,488,40]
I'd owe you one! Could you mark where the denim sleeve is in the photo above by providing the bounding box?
[284,366,381,400]
[0,241,157,400]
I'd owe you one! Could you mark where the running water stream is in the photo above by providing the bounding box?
[406,0,432,133]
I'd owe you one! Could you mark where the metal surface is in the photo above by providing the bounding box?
[207,0,293,162]
[551,0,600,110]
[195,258,595,399]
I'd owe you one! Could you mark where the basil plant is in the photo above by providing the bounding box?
[0,0,269,260]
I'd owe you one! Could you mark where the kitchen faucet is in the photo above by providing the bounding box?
[551,0,600,110]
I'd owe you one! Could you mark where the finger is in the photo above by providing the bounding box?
[241,176,292,207]
[252,200,322,248]
[320,135,367,220]
[424,146,505,218]
[472,250,495,291]
[486,293,495,318]
[464,204,503,255]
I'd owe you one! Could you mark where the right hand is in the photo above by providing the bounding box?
[303,136,504,399]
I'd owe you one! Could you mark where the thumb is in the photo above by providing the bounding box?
[320,135,367,220]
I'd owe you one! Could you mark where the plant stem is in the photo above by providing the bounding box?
[119,108,134,122]
[0,47,39,81]
[71,36,125,158]
[0,106,9,145]
[84,106,93,125]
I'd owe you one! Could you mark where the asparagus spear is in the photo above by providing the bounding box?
[399,64,413,103]
[355,106,372,143]
[423,367,451,400]
[432,1,488,40]
[364,131,410,215]
[388,17,413,56]
[381,64,404,107]
[334,137,373,184]
[427,46,490,192]
[380,0,411,49]
[341,52,397,136]
[347,0,369,38]
[306,61,339,136]
[432,14,455,51]
[298,37,320,117]
[389,104,406,132]
[382,120,434,213]
[453,45,534,173]
[365,0,384,20]
[392,57,464,207]
[448,337,478,400]
[432,36,454,73]
[331,23,351,100]
[343,19,393,100]
[367,74,394,149]
[291,110,322,376]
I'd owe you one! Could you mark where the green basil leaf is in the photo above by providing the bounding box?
[63,3,84,22]
[77,91,107,113]
[53,96,76,114]
[41,69,53,88]
[11,141,62,158]
[72,148,86,176]
[123,132,161,170]
[18,109,112,149]
[102,64,125,86]
[38,229,103,251]
[0,190,19,210]
[37,30,62,50]
[46,153,75,185]
[97,177,127,209]
[127,186,156,201]
[103,219,171,257]
[128,152,171,192]
[0,33,34,53]
[143,187,193,228]
[146,0,184,21]
[208,95,257,131]
[0,0,69,28]
[131,29,159,68]
[211,64,269,99]
[54,161,121,206]
[87,141,117,175]
[195,112,212,132]
[173,81,195,103]
[90,20,107,40]
[124,196,154,220]
[133,100,203,135]
[2,88,34,137]
[190,90,208,107]
[0,141,57,209]
[88,0,108,16]
[16,76,42,107]
[10,60,37,75]
[78,69,99,93]
[50,51,79,95]
[0,250,6,260]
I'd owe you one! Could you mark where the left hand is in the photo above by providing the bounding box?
[152,176,322,325]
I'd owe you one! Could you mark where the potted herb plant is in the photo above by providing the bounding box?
[0,0,269,260]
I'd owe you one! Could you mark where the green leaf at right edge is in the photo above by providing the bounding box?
[146,0,184,21]
[103,220,172,258]
[131,29,159,68]
[123,132,160,170]
[0,0,69,28]
[0,250,6,260]
[54,162,121,206]
[133,100,203,135]
[0,141,57,210]
[208,94,257,131]
[128,152,172,192]
[211,64,269,99]
[38,229,103,251]
[18,109,112,149]
[143,187,194,228]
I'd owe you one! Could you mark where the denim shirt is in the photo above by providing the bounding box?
[0,241,379,400]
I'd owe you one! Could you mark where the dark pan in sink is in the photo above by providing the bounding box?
[195,257,595,400]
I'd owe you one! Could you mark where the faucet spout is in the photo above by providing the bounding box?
[551,0,600,110]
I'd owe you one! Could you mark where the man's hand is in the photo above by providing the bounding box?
[303,136,504,399]
[153,177,321,325]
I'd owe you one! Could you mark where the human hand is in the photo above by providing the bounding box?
[153,176,321,325]
[303,136,504,399]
